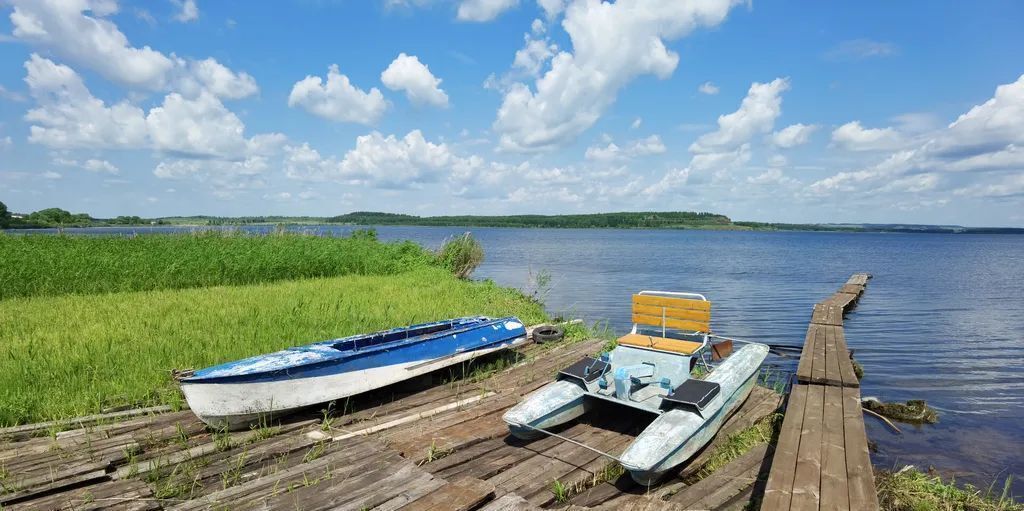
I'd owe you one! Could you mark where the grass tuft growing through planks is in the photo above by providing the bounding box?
[684,412,784,483]
[0,267,546,426]
[876,467,1021,511]
[0,231,438,300]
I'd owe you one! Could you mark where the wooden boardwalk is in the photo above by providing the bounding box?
[762,273,879,511]
[0,333,783,510]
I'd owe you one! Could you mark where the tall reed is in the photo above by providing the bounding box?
[0,231,436,300]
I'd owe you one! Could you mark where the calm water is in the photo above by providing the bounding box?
[12,225,1024,488]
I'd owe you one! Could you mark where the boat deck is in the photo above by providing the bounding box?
[762,273,879,511]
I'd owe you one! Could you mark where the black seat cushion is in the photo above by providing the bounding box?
[662,378,721,411]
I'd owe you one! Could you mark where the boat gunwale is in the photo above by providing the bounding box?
[181,315,521,383]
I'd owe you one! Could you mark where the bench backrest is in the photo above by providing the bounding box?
[631,294,711,334]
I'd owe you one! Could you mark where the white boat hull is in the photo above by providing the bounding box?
[182,338,526,429]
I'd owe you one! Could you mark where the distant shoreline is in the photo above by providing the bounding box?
[5,210,1023,234]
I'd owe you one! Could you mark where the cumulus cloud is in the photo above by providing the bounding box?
[537,0,566,20]
[285,130,482,188]
[54,157,119,174]
[830,121,904,151]
[24,55,283,163]
[698,81,719,95]
[585,134,666,161]
[380,53,449,108]
[954,174,1024,199]
[172,0,199,22]
[456,0,518,22]
[809,75,1024,199]
[493,0,743,152]
[24,54,148,149]
[645,78,789,195]
[690,78,789,154]
[177,58,259,100]
[288,65,388,125]
[9,0,257,98]
[771,123,817,148]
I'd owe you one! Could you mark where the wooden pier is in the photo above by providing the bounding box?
[762,273,879,511]
[0,276,880,510]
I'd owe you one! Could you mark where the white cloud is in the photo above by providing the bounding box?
[24,55,284,180]
[172,0,199,22]
[54,157,119,174]
[646,78,788,195]
[380,53,449,108]
[1,136,12,149]
[147,92,251,158]
[585,134,666,161]
[9,1,256,98]
[954,174,1024,198]
[830,121,904,151]
[456,0,518,22]
[285,130,482,188]
[631,117,642,130]
[493,0,742,152]
[698,81,719,95]
[537,0,566,19]
[690,78,789,153]
[43,170,62,179]
[771,123,817,149]
[10,0,174,90]
[178,58,259,100]
[24,54,148,149]
[825,39,899,61]
[288,65,388,125]
[512,35,557,78]
[747,168,798,187]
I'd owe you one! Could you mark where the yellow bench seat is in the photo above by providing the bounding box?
[617,333,704,355]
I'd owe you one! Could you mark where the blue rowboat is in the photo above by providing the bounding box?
[180,316,527,429]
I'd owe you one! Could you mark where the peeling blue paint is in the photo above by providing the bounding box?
[182,316,526,384]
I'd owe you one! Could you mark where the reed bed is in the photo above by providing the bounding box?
[0,231,436,300]
[0,267,547,426]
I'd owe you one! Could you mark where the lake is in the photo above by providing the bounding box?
[10,224,1024,489]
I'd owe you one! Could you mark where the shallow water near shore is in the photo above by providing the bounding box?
[12,224,1024,490]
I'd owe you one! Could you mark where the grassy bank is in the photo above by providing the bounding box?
[0,231,435,300]
[876,467,1020,511]
[0,267,546,426]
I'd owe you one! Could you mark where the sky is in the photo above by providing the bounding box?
[1,1,1023,226]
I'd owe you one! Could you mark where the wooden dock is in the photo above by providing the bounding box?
[2,273,891,511]
[762,273,879,511]
[0,332,790,510]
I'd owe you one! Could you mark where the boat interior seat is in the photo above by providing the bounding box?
[617,333,704,355]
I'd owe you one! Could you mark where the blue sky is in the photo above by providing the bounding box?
[1,1,1023,226]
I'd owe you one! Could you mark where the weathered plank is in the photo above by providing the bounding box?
[477,494,542,511]
[835,327,860,386]
[821,385,850,511]
[669,443,771,508]
[400,477,495,511]
[790,384,824,511]
[762,383,809,509]
[842,386,879,511]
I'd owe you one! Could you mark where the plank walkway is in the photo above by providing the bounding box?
[0,333,784,511]
[762,273,879,511]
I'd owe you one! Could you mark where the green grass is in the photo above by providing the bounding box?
[0,231,436,300]
[686,412,784,483]
[876,468,1020,511]
[0,267,547,426]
